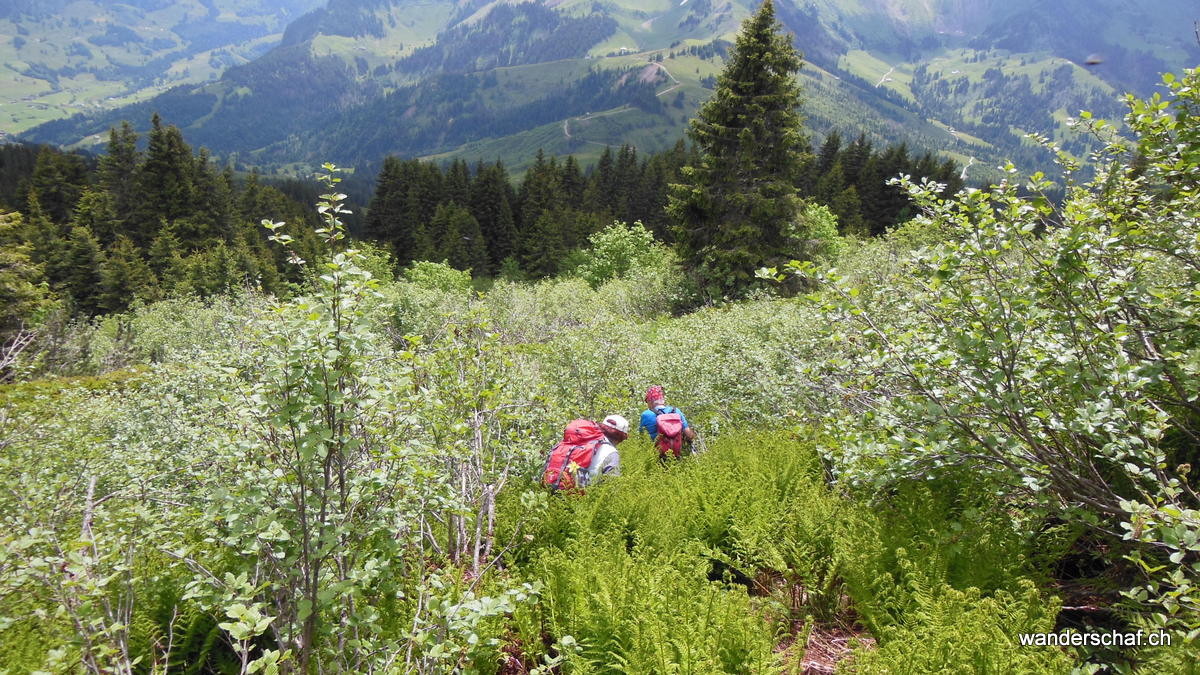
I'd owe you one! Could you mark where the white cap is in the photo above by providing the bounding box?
[602,414,630,435]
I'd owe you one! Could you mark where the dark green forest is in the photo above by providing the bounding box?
[0,116,326,327]
[0,111,961,329]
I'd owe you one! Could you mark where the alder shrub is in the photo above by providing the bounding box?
[621,299,832,430]
[796,68,1200,654]
[402,259,473,292]
[789,202,846,263]
[566,220,669,289]
[188,167,552,672]
[381,261,477,342]
[0,167,548,673]
[0,363,234,671]
[484,275,640,345]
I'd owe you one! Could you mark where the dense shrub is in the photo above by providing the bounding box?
[800,68,1200,649]
[566,220,667,289]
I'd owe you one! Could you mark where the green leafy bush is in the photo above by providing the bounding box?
[403,259,474,292]
[568,220,665,289]
[790,203,846,262]
[801,69,1200,650]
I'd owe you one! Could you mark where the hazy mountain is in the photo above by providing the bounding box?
[11,0,1200,178]
[0,0,324,137]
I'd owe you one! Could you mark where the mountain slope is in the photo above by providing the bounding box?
[14,0,1200,178]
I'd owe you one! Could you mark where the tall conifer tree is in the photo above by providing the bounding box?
[98,235,157,313]
[0,210,53,334]
[30,147,88,224]
[189,148,234,243]
[561,155,585,209]
[365,157,408,247]
[667,0,808,298]
[516,150,567,272]
[62,226,104,315]
[99,121,140,219]
[469,161,517,272]
[22,190,71,292]
[70,188,120,247]
[584,146,616,214]
[134,114,196,246]
[444,159,471,206]
[431,202,487,273]
[613,144,640,223]
[816,130,842,177]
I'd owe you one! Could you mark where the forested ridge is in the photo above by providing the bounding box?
[1,2,1198,672]
[0,115,960,325]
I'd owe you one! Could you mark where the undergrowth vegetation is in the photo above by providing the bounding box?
[501,433,1072,672]
[2,69,1200,672]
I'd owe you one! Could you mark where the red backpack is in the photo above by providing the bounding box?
[542,419,606,491]
[653,407,685,458]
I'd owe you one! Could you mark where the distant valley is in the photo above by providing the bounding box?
[0,0,323,136]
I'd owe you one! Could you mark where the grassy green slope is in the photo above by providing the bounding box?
[423,51,718,172]
[307,0,457,83]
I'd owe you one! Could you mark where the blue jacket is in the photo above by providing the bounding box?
[639,405,689,440]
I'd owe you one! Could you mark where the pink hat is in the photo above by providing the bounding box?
[644,386,665,406]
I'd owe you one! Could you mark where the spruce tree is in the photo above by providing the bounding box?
[0,210,54,334]
[583,146,616,214]
[71,188,121,247]
[816,130,842,177]
[522,210,568,278]
[431,202,487,273]
[237,171,266,225]
[613,144,640,222]
[816,160,847,207]
[667,0,808,298]
[133,114,196,246]
[62,226,105,315]
[98,235,158,313]
[188,148,234,243]
[516,150,567,272]
[841,133,873,187]
[30,147,88,224]
[560,155,585,209]
[872,143,913,235]
[21,190,71,292]
[830,185,865,236]
[469,161,517,272]
[444,159,471,206]
[99,121,140,219]
[517,150,564,227]
[364,157,407,246]
[855,156,889,234]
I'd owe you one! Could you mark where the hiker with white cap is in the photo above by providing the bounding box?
[541,414,629,491]
[585,414,628,485]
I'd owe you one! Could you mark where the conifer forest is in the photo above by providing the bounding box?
[1,1,1199,672]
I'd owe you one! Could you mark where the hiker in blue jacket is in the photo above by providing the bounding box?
[639,385,696,461]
